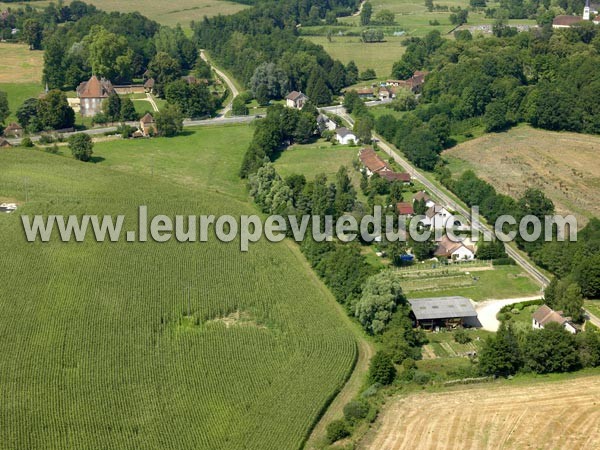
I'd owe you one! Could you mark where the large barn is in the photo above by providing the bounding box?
[409,296,478,329]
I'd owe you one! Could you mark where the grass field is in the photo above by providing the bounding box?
[0,124,358,449]
[444,125,600,226]
[395,262,541,301]
[361,374,600,449]
[303,35,407,77]
[0,43,43,84]
[0,42,44,122]
[0,0,248,27]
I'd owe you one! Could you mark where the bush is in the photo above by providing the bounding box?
[360,383,381,398]
[412,370,431,385]
[38,134,55,144]
[493,257,516,266]
[326,419,350,444]
[68,133,94,162]
[369,351,396,385]
[454,329,472,344]
[21,137,34,148]
[343,400,369,422]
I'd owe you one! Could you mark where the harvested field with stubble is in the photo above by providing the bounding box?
[0,43,43,83]
[444,125,600,226]
[361,375,600,450]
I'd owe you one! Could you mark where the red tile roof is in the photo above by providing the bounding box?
[396,202,414,215]
[380,171,411,183]
[77,76,114,99]
[359,147,390,173]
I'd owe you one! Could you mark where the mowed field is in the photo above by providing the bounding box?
[444,125,600,226]
[0,124,357,449]
[0,43,44,122]
[361,375,600,450]
[6,0,249,27]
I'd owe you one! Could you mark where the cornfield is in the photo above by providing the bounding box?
[0,147,356,449]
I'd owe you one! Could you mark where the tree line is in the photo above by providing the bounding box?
[193,0,361,106]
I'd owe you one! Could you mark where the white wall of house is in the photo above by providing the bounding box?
[337,133,357,145]
[451,246,475,261]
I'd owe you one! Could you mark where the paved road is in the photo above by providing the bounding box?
[200,50,239,118]
[322,105,551,288]
[584,309,600,328]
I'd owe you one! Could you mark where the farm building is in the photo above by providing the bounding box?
[76,75,115,117]
[144,78,155,93]
[139,113,157,136]
[378,87,393,100]
[285,91,309,109]
[409,296,478,329]
[0,137,12,148]
[358,147,390,176]
[532,305,577,334]
[336,127,357,145]
[3,122,23,138]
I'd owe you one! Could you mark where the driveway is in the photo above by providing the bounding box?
[475,296,542,331]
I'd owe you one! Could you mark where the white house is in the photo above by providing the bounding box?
[419,204,462,229]
[336,127,357,145]
[532,305,577,334]
[285,91,309,109]
[433,235,476,261]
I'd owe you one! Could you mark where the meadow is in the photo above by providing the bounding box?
[0,0,248,28]
[0,124,358,449]
[444,125,600,226]
[0,43,44,122]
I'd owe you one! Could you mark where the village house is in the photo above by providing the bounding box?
[420,204,463,229]
[379,171,411,184]
[378,87,393,100]
[285,91,309,109]
[76,75,115,117]
[335,127,358,145]
[3,122,23,138]
[0,137,12,148]
[414,190,436,208]
[385,70,429,93]
[532,305,577,334]
[139,113,157,136]
[144,78,155,94]
[433,235,476,261]
[356,88,375,99]
[358,147,391,176]
[396,202,414,216]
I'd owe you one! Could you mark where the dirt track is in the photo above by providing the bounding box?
[361,376,600,450]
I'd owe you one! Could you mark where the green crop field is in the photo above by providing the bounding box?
[0,124,357,449]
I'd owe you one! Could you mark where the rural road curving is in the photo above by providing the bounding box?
[474,296,543,332]
[200,49,239,118]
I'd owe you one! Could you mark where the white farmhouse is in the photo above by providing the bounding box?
[532,305,577,334]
